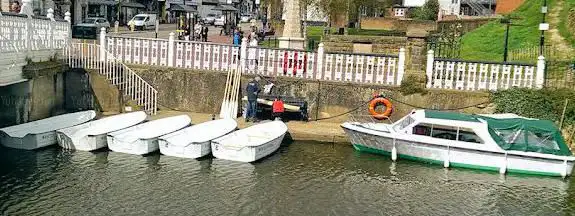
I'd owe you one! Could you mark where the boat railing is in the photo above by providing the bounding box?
[347,113,395,124]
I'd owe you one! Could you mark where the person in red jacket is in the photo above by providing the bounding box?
[272,96,285,120]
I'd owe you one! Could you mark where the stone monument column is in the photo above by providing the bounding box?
[278,0,305,50]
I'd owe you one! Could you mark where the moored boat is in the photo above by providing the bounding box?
[0,110,96,150]
[342,109,575,177]
[159,119,237,159]
[108,115,191,155]
[56,111,147,151]
[212,120,287,162]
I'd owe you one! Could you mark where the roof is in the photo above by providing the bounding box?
[121,2,145,8]
[461,0,496,5]
[169,4,198,12]
[202,0,219,4]
[424,110,481,122]
[88,0,116,6]
[423,110,571,156]
[213,4,237,11]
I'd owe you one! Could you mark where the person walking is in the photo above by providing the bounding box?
[202,25,208,42]
[194,22,202,41]
[245,76,261,122]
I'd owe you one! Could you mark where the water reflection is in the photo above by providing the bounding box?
[0,142,574,215]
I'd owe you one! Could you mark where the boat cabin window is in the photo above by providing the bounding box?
[412,123,483,144]
[393,116,415,131]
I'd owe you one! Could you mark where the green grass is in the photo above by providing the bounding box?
[459,0,553,61]
[557,0,575,48]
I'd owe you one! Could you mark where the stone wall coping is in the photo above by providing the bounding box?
[22,61,69,79]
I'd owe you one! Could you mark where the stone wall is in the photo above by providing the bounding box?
[132,66,492,123]
[360,17,437,32]
[322,35,428,72]
[437,18,493,36]
[0,61,67,128]
[0,63,122,128]
[322,35,407,55]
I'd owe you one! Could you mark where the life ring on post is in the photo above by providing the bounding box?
[368,97,393,120]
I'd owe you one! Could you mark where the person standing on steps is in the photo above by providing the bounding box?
[245,76,261,122]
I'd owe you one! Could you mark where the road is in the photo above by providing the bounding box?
[107,22,261,44]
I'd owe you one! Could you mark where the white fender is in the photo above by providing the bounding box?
[561,159,568,178]
[499,153,507,175]
[444,146,450,168]
[391,139,397,161]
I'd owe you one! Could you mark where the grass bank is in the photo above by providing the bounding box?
[558,0,575,48]
[459,0,553,61]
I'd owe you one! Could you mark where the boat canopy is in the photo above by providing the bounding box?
[424,110,572,156]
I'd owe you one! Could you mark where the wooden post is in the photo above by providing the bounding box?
[426,50,434,88]
[560,99,569,130]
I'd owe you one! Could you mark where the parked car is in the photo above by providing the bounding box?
[202,13,218,25]
[240,14,252,23]
[127,14,157,31]
[76,17,110,32]
[214,15,226,27]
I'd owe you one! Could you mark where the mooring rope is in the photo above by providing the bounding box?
[309,95,491,122]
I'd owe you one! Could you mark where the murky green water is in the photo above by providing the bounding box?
[1,141,575,215]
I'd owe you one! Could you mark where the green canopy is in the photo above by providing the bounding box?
[424,110,572,156]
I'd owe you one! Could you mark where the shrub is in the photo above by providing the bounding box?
[409,0,440,21]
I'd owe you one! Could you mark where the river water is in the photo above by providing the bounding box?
[1,141,575,215]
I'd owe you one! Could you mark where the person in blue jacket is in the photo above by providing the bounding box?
[245,76,261,122]
[233,29,241,45]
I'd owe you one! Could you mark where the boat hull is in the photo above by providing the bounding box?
[212,134,285,163]
[158,140,211,159]
[107,136,159,155]
[344,127,575,177]
[1,131,57,150]
[56,132,108,151]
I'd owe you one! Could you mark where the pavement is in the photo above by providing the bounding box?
[147,109,349,144]
[107,22,263,44]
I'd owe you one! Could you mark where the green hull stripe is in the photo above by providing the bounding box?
[353,144,561,177]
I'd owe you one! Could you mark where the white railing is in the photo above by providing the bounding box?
[63,43,158,115]
[425,50,545,91]
[0,11,71,53]
[102,32,407,86]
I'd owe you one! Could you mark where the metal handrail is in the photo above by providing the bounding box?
[63,43,158,115]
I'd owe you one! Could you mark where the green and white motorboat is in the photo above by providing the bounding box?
[341,109,575,177]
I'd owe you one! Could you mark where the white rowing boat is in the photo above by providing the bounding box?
[108,115,191,155]
[159,119,237,159]
[212,120,287,162]
[0,110,96,150]
[56,111,147,151]
[342,109,575,177]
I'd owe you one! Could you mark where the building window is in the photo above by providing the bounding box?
[394,8,405,17]
[412,123,483,144]
[452,0,458,4]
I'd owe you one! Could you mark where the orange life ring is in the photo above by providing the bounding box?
[368,98,393,120]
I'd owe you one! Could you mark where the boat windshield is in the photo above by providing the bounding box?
[393,115,415,131]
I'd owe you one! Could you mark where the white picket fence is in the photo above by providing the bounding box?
[99,30,547,92]
[63,43,158,115]
[100,30,407,86]
[0,11,71,53]
[425,50,545,91]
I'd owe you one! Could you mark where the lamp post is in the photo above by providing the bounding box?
[501,17,511,62]
[539,0,549,56]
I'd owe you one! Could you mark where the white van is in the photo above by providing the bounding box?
[128,14,157,30]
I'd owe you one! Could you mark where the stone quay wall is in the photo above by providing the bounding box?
[132,65,491,123]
